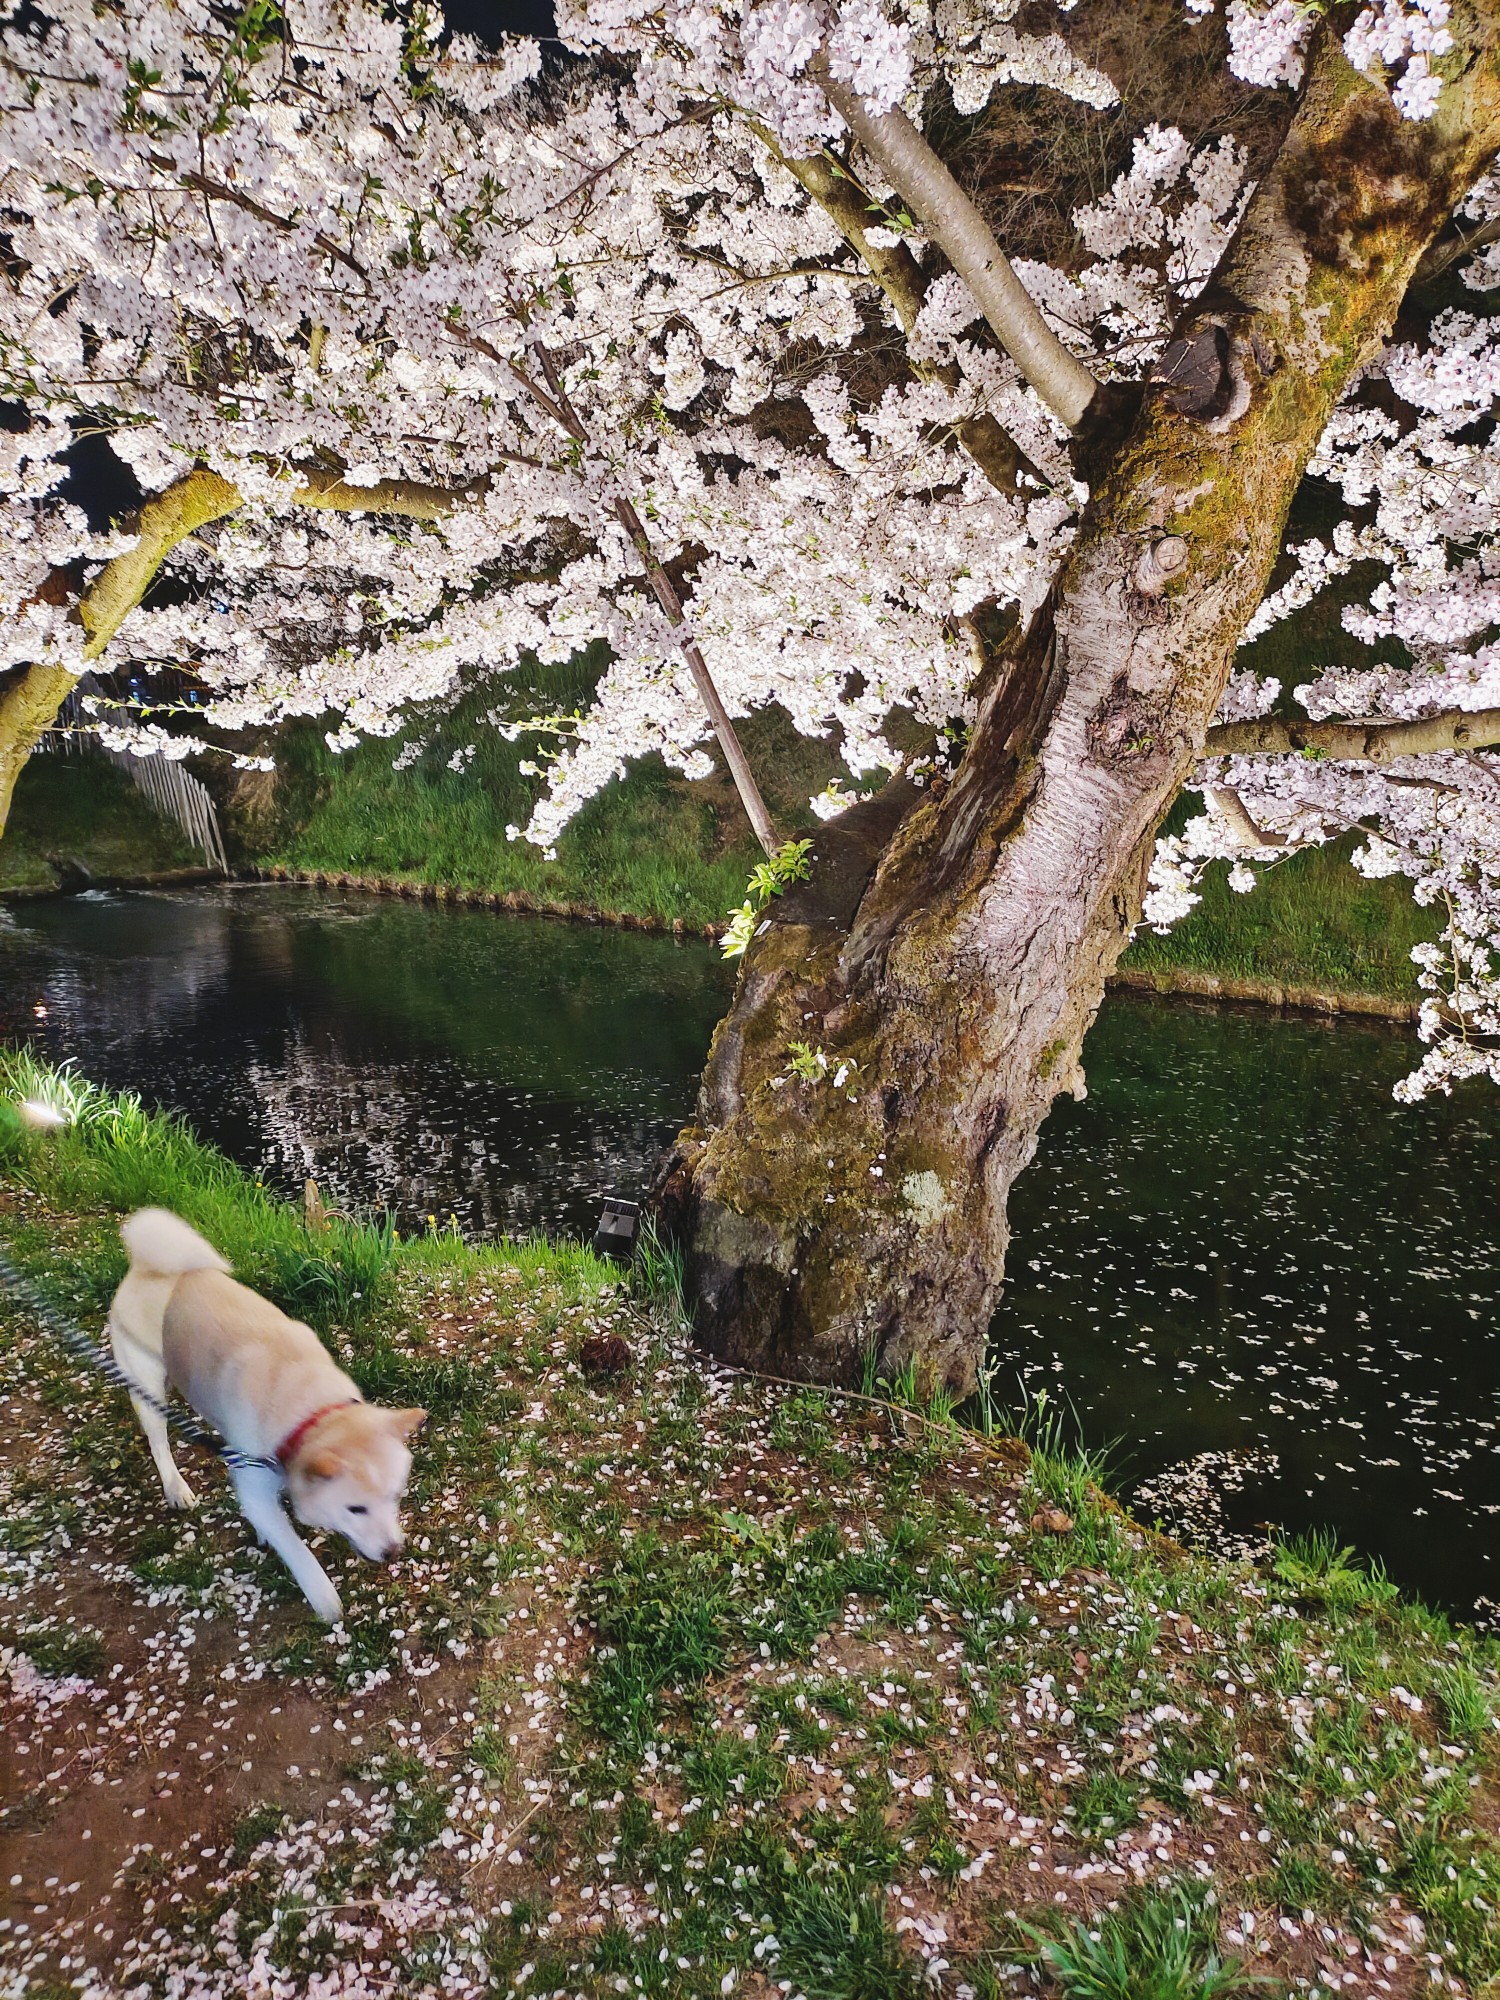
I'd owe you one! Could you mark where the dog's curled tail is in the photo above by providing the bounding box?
[121,1208,231,1277]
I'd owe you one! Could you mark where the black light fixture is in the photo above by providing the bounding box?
[593,1197,641,1263]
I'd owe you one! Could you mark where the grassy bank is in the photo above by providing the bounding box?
[257,645,1435,997]
[3,732,1438,1003]
[1124,832,1437,1000]
[3,1057,1500,1997]
[252,655,847,933]
[0,755,197,895]
[2,617,1439,998]
[1125,555,1440,1000]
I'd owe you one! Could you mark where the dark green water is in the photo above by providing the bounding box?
[3,885,1498,1617]
[0,885,734,1239]
[999,999,1500,1621]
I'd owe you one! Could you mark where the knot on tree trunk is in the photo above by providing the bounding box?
[1088,677,1175,772]
[1152,324,1234,417]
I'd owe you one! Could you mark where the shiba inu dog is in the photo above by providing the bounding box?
[107,1208,424,1622]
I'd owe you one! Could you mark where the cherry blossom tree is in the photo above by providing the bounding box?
[3,0,1500,1389]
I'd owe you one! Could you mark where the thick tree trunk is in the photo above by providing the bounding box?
[0,470,241,839]
[0,659,80,832]
[662,29,1500,1395]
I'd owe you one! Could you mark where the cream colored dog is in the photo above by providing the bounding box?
[107,1208,424,1622]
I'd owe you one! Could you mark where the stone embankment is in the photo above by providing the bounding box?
[254,865,1424,1021]
[1107,961,1421,1022]
[0,863,223,900]
[249,863,709,934]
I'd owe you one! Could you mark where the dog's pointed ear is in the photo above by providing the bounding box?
[386,1407,427,1440]
[304,1446,345,1480]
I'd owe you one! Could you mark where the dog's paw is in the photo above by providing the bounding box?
[165,1475,199,1511]
[307,1582,344,1624]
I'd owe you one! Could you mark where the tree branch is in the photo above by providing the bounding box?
[1,468,245,831]
[1,459,502,839]
[75,459,493,662]
[1413,213,1500,287]
[526,344,780,855]
[77,468,243,654]
[159,159,370,286]
[808,62,1100,431]
[1204,708,1500,761]
[614,491,781,856]
[291,464,489,520]
[1207,784,1288,847]
[758,130,931,327]
[0,658,81,834]
[755,127,1037,495]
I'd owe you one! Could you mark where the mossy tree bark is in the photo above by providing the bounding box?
[0,470,240,835]
[663,25,1500,1395]
[0,659,80,841]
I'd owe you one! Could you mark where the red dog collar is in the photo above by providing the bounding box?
[275,1400,358,1469]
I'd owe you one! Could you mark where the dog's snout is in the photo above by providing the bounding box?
[381,1537,403,1561]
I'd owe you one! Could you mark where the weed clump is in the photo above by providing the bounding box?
[1019,1876,1259,1999]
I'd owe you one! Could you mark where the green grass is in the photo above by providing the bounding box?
[260,639,1435,995]
[1019,1877,1261,2000]
[0,1047,401,1329]
[0,1046,609,1338]
[261,651,852,930]
[2,1616,106,1678]
[773,1868,923,1999]
[1270,1527,1401,1614]
[1,755,196,893]
[1120,829,1435,999]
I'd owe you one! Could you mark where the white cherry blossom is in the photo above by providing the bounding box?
[0,0,1497,1099]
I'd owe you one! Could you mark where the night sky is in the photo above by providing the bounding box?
[443,0,556,40]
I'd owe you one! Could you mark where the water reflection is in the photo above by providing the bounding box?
[0,885,733,1239]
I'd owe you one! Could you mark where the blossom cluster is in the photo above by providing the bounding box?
[1186,287,1500,1098]
[1,0,1496,1092]
[1346,0,1454,120]
[560,0,1119,155]
[1186,0,1453,119]
[1018,123,1252,376]
[0,0,1121,842]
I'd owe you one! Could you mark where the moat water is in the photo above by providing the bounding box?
[4,883,1498,1618]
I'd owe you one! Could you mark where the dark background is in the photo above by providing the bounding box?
[447,0,555,38]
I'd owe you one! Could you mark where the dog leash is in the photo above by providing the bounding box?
[0,1245,281,1475]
